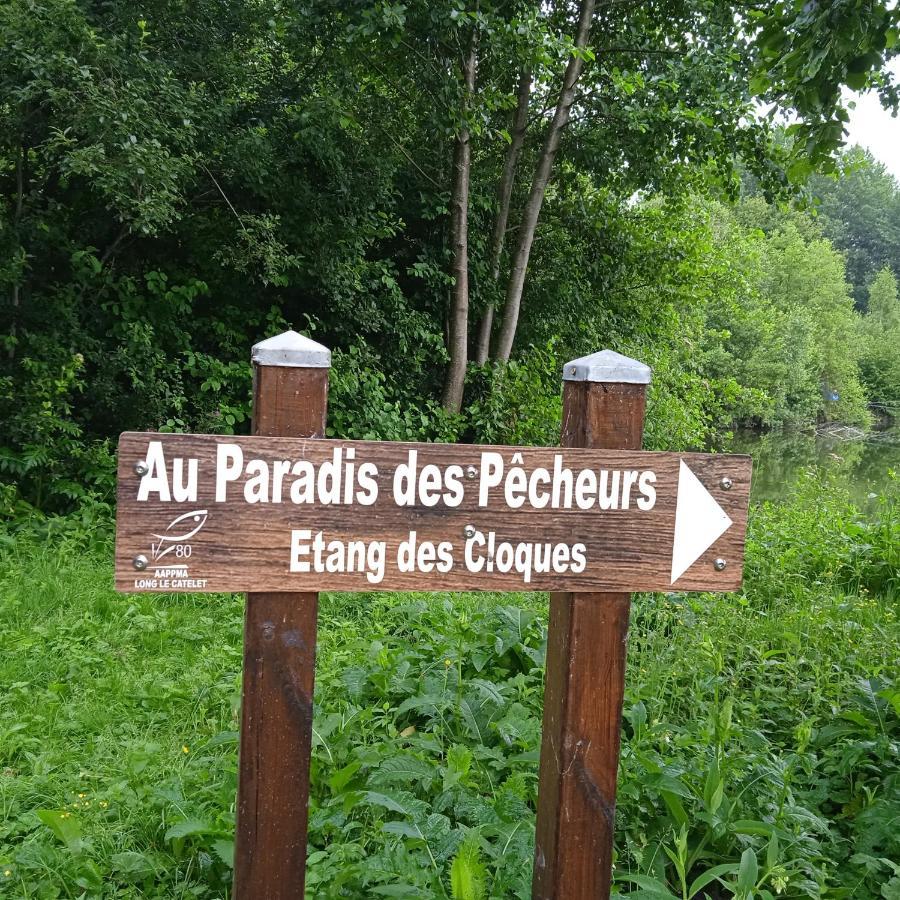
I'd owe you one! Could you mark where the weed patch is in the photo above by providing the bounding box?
[0,474,897,898]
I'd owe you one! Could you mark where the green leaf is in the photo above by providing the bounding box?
[370,754,436,789]
[703,757,720,806]
[383,820,423,839]
[395,694,447,716]
[766,830,779,871]
[660,789,689,826]
[362,790,430,819]
[446,745,472,776]
[458,698,485,741]
[469,679,504,705]
[732,819,774,836]
[370,886,429,897]
[207,730,239,746]
[111,851,157,882]
[616,873,679,898]
[421,812,452,843]
[212,839,235,868]
[709,777,725,814]
[36,809,82,852]
[450,836,486,900]
[655,773,693,799]
[75,859,104,891]
[738,848,759,893]
[689,863,740,898]
[626,701,648,730]
[164,818,209,841]
[749,74,770,95]
[329,760,362,793]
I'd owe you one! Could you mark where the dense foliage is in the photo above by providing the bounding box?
[1,474,897,898]
[3,0,900,519]
[859,267,900,410]
[4,170,900,520]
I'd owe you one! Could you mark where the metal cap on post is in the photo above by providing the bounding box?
[534,348,651,900]
[556,349,651,454]
[563,349,651,385]
[248,330,331,441]
[251,329,331,369]
[235,330,330,900]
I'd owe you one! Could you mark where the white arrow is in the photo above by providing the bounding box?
[671,460,732,583]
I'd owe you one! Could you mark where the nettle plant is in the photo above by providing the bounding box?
[0,473,897,897]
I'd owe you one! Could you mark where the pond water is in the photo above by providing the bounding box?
[730,423,900,505]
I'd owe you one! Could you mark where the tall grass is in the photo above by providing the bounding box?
[0,473,897,898]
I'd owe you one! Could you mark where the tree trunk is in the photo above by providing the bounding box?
[9,139,26,361]
[474,69,531,365]
[441,35,478,412]
[493,0,596,363]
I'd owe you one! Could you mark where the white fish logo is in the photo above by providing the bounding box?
[151,509,208,561]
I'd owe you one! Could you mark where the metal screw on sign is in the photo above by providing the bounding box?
[134,460,149,477]
[720,476,733,491]
[463,525,476,539]
[465,465,478,480]
[714,558,727,571]
[133,555,148,571]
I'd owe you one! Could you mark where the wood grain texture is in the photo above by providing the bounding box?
[234,591,318,898]
[115,434,750,594]
[532,379,643,900]
[232,364,328,900]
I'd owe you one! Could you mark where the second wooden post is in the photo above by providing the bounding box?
[233,330,331,899]
[532,349,651,899]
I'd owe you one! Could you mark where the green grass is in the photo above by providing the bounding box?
[0,473,898,899]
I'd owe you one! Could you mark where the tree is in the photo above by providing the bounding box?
[478,0,900,374]
[442,23,479,411]
[809,148,900,307]
[866,266,900,329]
[328,1,900,408]
[859,267,900,405]
[473,68,531,365]
[757,224,870,424]
[491,0,595,363]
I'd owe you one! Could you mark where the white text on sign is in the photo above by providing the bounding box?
[138,442,658,512]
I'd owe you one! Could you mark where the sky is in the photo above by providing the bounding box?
[843,57,900,179]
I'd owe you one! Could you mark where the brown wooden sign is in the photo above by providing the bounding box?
[115,432,750,594]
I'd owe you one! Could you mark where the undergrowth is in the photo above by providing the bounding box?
[0,473,897,898]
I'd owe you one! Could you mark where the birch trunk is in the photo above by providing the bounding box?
[493,0,596,363]
[474,69,531,365]
[441,36,478,412]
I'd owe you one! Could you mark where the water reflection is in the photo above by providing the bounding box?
[730,425,900,504]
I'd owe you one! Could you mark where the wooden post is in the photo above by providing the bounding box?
[532,350,651,899]
[233,330,330,899]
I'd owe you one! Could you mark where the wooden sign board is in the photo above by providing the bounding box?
[115,432,751,593]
